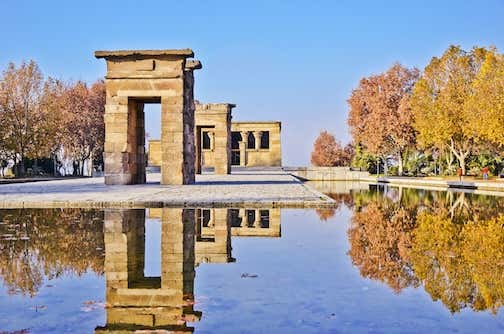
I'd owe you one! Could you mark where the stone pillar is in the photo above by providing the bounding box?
[240,131,248,167]
[238,209,246,227]
[253,131,263,150]
[135,102,146,184]
[209,131,215,150]
[195,127,202,174]
[194,103,234,175]
[253,209,261,228]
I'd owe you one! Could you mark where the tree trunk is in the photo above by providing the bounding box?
[397,150,404,176]
[460,158,466,176]
[449,139,469,176]
[81,160,85,176]
[72,161,79,176]
[383,156,388,176]
[18,159,25,178]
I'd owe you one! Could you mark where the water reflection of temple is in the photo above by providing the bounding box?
[148,208,281,263]
[96,208,281,332]
[95,209,200,333]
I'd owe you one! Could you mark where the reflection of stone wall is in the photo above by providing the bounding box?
[97,208,200,333]
[195,209,233,264]
[148,208,282,239]
[230,208,281,237]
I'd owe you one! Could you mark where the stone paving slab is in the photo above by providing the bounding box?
[0,170,335,208]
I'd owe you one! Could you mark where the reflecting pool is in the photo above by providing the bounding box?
[0,185,503,333]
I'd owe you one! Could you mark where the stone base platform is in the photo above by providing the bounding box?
[0,170,334,208]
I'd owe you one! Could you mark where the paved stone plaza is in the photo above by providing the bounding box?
[0,170,334,208]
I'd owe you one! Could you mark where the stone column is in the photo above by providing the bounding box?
[253,209,261,228]
[208,209,215,228]
[238,209,246,228]
[209,131,215,150]
[253,131,263,150]
[195,128,202,174]
[135,102,146,184]
[239,131,248,167]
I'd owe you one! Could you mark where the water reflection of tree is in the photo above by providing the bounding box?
[315,193,354,221]
[411,210,504,314]
[348,200,419,292]
[0,209,104,296]
[347,187,504,313]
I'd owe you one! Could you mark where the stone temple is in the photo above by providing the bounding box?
[148,102,282,173]
[96,49,281,185]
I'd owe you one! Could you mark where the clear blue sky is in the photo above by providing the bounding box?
[1,0,503,165]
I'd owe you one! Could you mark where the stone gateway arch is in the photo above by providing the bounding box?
[95,49,201,185]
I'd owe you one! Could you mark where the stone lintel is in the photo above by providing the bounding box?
[232,121,280,125]
[185,60,203,71]
[95,49,194,59]
[195,102,236,113]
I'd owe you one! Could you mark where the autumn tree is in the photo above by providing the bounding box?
[410,45,490,175]
[0,61,64,177]
[464,49,504,148]
[61,80,105,176]
[348,63,419,175]
[311,130,353,166]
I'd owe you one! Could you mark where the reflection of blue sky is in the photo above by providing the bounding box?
[2,0,503,165]
[144,216,162,278]
[0,272,105,333]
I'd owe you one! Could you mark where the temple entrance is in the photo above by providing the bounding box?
[194,102,234,175]
[95,49,201,185]
[231,132,242,166]
[195,126,216,173]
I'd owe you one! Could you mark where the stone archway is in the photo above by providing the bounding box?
[194,102,235,175]
[95,49,201,185]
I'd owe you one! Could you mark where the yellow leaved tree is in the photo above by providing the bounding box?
[410,45,490,175]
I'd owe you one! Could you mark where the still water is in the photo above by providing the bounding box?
[0,185,503,333]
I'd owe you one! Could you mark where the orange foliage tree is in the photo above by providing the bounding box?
[61,80,105,175]
[347,64,419,175]
[311,130,353,167]
[0,61,65,176]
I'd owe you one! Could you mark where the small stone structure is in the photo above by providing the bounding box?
[148,120,282,169]
[95,49,201,185]
[288,166,369,181]
[231,122,282,167]
[194,102,235,174]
